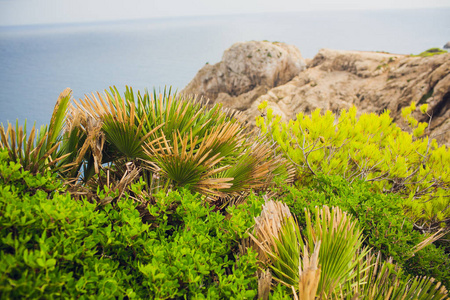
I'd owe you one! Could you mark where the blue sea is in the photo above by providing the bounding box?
[1,8,449,129]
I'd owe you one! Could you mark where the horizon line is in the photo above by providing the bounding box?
[1,6,450,29]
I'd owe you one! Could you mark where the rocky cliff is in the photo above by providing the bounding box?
[182,41,450,145]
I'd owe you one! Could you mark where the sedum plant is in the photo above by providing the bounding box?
[256,101,450,232]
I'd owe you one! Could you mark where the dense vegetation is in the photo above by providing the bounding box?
[0,153,264,298]
[256,101,450,232]
[1,87,449,299]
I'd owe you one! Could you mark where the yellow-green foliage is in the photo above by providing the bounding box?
[256,102,450,230]
[412,48,448,57]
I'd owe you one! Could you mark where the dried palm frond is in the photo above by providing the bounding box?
[410,228,448,256]
[296,241,321,300]
[97,161,141,205]
[258,269,272,300]
[247,198,294,265]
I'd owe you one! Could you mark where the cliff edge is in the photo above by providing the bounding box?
[182,41,450,145]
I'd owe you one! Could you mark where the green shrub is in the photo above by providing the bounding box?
[274,174,450,288]
[256,102,450,231]
[0,150,263,298]
[270,284,291,299]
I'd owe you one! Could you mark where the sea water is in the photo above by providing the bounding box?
[0,8,449,128]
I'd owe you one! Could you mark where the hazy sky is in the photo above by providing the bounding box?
[1,0,450,26]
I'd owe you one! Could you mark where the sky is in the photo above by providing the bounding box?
[1,0,450,26]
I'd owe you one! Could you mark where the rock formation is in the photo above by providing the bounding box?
[183,41,306,101]
[182,41,450,146]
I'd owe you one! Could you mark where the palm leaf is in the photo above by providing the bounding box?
[351,251,448,299]
[305,206,369,297]
[248,199,296,266]
[0,121,66,174]
[144,130,234,197]
[46,88,72,147]
[247,201,448,299]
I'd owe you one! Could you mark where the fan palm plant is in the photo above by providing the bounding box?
[0,88,75,174]
[66,86,292,202]
[348,251,448,300]
[247,200,448,299]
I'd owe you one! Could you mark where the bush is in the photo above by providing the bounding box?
[274,174,450,288]
[256,103,450,231]
[0,150,263,298]
[413,48,448,57]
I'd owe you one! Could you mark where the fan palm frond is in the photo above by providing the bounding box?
[247,201,448,299]
[0,88,73,174]
[350,251,448,299]
[296,241,321,300]
[247,199,322,297]
[247,199,297,266]
[305,206,369,297]
[221,140,281,193]
[144,129,235,198]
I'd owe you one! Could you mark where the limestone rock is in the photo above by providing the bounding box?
[183,42,450,146]
[182,41,306,100]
